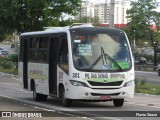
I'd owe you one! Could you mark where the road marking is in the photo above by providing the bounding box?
[12,77,19,81]
[0,94,93,120]
[33,106,94,119]
[0,93,159,119]
[33,106,55,112]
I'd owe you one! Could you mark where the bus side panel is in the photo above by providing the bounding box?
[57,66,70,97]
[28,63,49,95]
[18,62,24,90]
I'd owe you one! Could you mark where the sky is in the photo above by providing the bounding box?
[88,0,160,12]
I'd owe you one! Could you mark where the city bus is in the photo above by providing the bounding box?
[19,24,135,107]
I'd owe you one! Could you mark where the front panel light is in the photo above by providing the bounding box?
[70,80,88,87]
[123,80,135,87]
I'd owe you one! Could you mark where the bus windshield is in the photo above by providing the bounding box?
[70,28,132,71]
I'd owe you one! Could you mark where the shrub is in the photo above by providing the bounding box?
[2,61,13,69]
[8,54,18,62]
[0,56,13,69]
[0,55,18,74]
[135,79,146,93]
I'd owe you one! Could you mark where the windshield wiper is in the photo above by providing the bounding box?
[90,46,123,71]
[90,46,107,69]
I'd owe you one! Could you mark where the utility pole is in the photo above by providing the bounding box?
[109,0,115,28]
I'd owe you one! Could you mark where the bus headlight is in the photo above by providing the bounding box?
[123,80,135,87]
[70,80,88,87]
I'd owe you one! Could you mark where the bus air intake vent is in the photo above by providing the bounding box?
[91,92,120,96]
[87,81,123,86]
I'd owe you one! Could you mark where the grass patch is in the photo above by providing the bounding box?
[0,67,18,75]
[135,79,160,95]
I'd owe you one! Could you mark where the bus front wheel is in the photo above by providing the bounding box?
[113,99,124,107]
[61,88,72,107]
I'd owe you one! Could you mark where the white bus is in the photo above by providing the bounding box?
[19,24,135,107]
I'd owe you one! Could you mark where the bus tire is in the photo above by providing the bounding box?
[41,95,48,101]
[61,88,72,107]
[33,83,47,101]
[113,99,124,107]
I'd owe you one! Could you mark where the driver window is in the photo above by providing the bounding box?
[58,36,69,74]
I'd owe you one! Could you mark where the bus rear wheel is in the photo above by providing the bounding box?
[113,99,124,107]
[33,83,47,101]
[61,88,72,107]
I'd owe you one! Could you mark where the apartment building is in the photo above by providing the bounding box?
[94,2,109,23]
[75,1,94,21]
[75,0,131,26]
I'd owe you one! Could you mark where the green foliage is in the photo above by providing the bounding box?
[126,0,159,42]
[125,0,160,66]
[0,53,18,69]
[135,79,146,93]
[0,55,18,74]
[135,79,160,95]
[2,61,13,69]
[0,0,81,37]
[0,67,18,75]
[8,54,18,62]
[0,57,13,69]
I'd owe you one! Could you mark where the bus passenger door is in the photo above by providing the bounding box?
[49,37,59,95]
[22,39,28,89]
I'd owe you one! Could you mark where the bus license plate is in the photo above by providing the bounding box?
[99,96,111,100]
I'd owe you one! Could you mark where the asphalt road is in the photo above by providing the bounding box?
[0,73,160,120]
[0,96,76,120]
[0,74,88,120]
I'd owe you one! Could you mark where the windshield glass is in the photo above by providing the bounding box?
[70,27,132,71]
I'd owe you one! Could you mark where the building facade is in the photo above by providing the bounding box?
[75,0,131,26]
[75,0,94,22]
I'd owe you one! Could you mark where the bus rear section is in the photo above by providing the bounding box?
[19,24,135,107]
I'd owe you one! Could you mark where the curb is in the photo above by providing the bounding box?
[0,72,18,77]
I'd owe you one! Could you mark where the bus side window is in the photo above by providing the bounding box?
[29,37,39,62]
[38,37,49,62]
[58,36,69,74]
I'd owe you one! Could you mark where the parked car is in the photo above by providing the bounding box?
[0,50,9,57]
[134,56,147,65]
[1,50,9,55]
[0,48,4,53]
[158,64,160,76]
[139,57,147,64]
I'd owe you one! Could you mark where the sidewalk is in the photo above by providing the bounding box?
[126,93,160,108]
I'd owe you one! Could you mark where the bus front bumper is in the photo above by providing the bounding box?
[66,85,134,100]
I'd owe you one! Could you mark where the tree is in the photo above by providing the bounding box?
[0,0,81,38]
[126,0,160,67]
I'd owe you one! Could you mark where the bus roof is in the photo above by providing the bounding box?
[21,23,94,36]
[21,23,123,36]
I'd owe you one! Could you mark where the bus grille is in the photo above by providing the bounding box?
[87,81,123,86]
[91,92,120,96]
